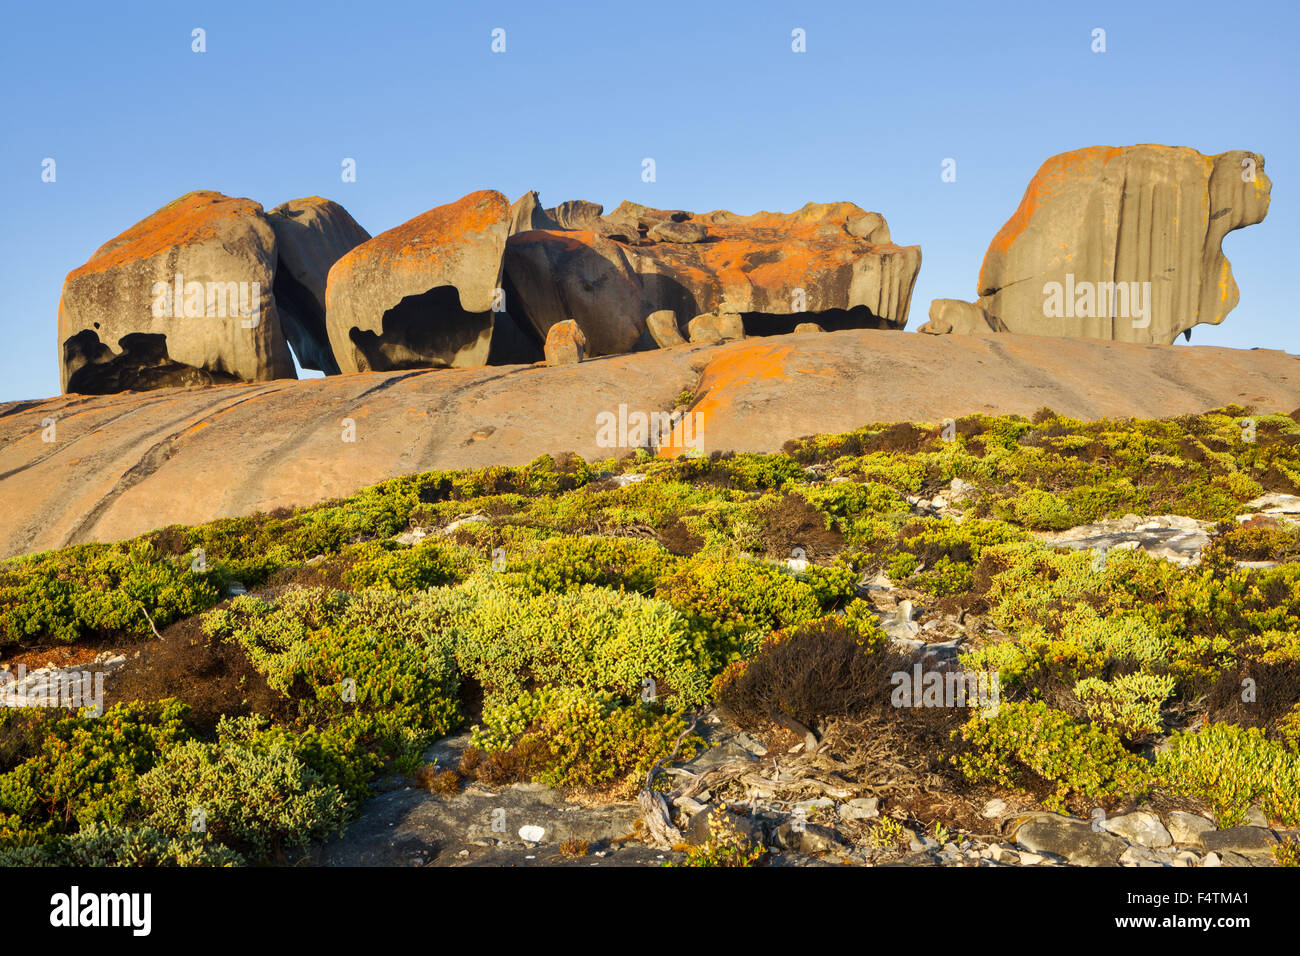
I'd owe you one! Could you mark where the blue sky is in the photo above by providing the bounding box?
[1,0,1295,401]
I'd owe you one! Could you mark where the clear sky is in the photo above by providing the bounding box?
[1,0,1295,402]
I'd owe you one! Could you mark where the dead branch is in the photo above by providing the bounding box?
[138,602,163,639]
[637,714,699,848]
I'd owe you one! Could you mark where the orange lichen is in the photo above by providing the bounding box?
[331,190,508,283]
[67,191,264,280]
[658,341,795,455]
[978,146,1123,292]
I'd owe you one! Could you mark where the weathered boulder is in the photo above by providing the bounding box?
[846,212,890,243]
[508,190,559,236]
[688,312,745,343]
[1012,814,1128,866]
[503,230,648,356]
[648,220,708,244]
[1102,811,1172,848]
[927,145,1271,343]
[773,821,845,855]
[602,200,692,236]
[325,190,511,373]
[1165,811,1216,847]
[1200,826,1278,854]
[501,195,921,352]
[919,298,1007,335]
[544,319,586,366]
[58,191,297,394]
[544,199,604,231]
[646,310,686,347]
[688,325,723,346]
[266,197,371,374]
[620,201,919,332]
[793,322,826,334]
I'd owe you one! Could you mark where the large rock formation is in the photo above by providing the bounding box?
[8,330,1298,560]
[325,190,512,373]
[266,197,371,374]
[503,197,921,354]
[504,230,650,355]
[508,191,559,236]
[922,145,1271,343]
[60,187,919,390]
[58,191,372,393]
[58,191,297,394]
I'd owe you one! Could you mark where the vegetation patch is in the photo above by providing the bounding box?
[3,408,1300,862]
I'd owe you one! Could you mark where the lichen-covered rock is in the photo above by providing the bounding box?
[501,195,921,352]
[932,145,1271,343]
[266,197,370,374]
[325,190,511,373]
[58,191,297,394]
[544,319,586,365]
[621,201,919,330]
[648,220,707,244]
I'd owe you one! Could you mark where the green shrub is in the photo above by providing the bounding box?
[341,539,467,591]
[664,812,765,867]
[204,588,461,738]
[0,542,220,645]
[504,536,676,595]
[954,701,1152,811]
[1155,722,1300,827]
[0,822,242,867]
[139,730,350,858]
[658,557,856,668]
[469,686,698,793]
[0,700,191,841]
[1074,672,1175,741]
[447,575,709,708]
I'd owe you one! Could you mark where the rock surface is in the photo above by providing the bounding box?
[4,330,1300,559]
[504,229,648,356]
[544,320,586,366]
[266,197,371,375]
[687,312,745,343]
[920,298,1007,335]
[646,309,686,348]
[58,191,297,394]
[1036,514,1214,567]
[290,715,1293,869]
[1103,811,1172,848]
[1166,811,1216,847]
[325,190,511,373]
[1012,814,1128,866]
[507,190,559,236]
[924,145,1271,343]
[503,196,920,354]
